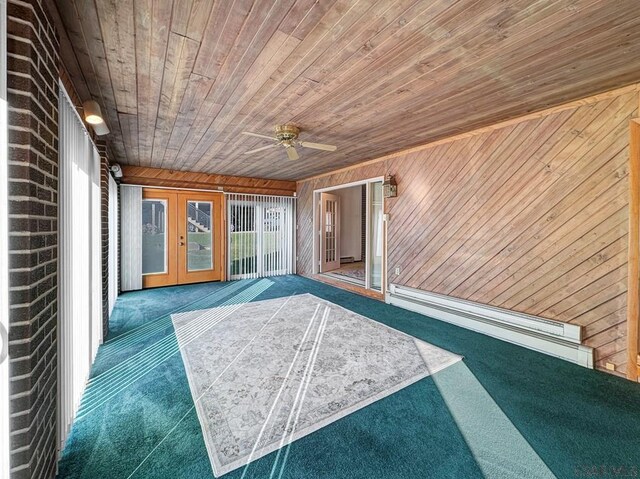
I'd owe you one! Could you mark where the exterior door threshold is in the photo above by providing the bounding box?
[311,274,384,301]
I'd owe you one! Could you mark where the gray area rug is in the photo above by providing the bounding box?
[171,294,462,476]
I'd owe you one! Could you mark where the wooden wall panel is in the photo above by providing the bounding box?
[297,88,639,377]
[121,165,296,196]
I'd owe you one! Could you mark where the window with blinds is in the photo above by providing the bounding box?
[227,194,296,279]
[0,1,9,474]
[108,174,118,314]
[58,83,103,451]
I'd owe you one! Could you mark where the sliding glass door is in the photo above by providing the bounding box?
[368,181,384,291]
[262,197,294,276]
[229,200,257,277]
[313,178,385,294]
[227,194,296,279]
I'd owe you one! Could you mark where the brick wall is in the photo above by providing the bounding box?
[6,0,59,477]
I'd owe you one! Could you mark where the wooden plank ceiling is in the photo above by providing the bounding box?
[55,0,640,181]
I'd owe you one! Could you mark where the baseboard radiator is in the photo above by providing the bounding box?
[387,284,594,368]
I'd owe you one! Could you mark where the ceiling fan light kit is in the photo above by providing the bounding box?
[242,124,337,160]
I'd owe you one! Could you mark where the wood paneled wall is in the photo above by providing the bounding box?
[297,86,640,377]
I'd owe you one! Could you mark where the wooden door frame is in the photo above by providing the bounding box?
[142,188,178,288]
[176,191,224,284]
[141,188,225,288]
[628,119,640,381]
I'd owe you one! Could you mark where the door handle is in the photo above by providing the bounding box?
[0,322,8,366]
[179,241,185,246]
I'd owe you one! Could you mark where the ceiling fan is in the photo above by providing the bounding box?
[242,124,337,161]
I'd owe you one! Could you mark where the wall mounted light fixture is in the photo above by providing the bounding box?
[383,174,397,198]
[92,121,110,136]
[82,100,104,125]
[110,164,123,179]
[80,99,110,135]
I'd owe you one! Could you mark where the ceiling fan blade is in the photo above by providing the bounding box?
[299,141,337,152]
[244,144,278,155]
[286,146,299,161]
[241,131,276,140]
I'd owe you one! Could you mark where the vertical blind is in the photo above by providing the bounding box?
[0,1,10,476]
[58,83,103,451]
[120,185,142,291]
[227,194,296,280]
[108,174,118,314]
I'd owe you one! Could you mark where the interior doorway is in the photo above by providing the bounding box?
[142,188,224,288]
[313,178,385,294]
[319,191,342,273]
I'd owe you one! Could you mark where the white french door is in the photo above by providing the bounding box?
[319,192,341,272]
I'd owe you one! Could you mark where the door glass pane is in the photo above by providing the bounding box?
[325,200,336,263]
[187,201,213,271]
[142,200,167,275]
[229,202,256,276]
[369,182,383,291]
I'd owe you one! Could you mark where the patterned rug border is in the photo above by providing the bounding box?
[173,293,463,477]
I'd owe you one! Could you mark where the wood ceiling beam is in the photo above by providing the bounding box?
[120,165,296,196]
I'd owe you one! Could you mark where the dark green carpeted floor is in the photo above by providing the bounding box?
[57,275,640,479]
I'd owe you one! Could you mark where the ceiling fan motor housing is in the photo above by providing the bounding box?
[274,124,300,142]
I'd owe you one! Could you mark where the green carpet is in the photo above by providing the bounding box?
[57,275,640,478]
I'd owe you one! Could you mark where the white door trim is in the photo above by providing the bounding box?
[312,177,386,297]
[313,177,385,193]
[364,182,371,290]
